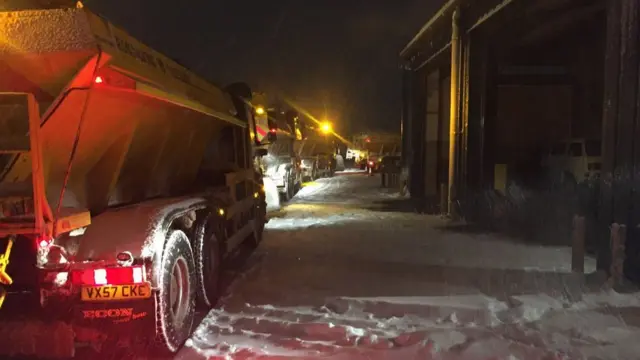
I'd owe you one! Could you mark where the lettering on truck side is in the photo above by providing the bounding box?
[112,35,192,85]
[83,308,133,319]
[82,308,149,324]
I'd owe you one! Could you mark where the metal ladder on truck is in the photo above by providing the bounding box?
[0,93,49,309]
[0,93,90,310]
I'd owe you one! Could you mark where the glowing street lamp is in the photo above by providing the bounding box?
[255,106,265,115]
[320,122,332,134]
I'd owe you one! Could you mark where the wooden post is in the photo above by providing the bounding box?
[598,0,622,272]
[609,223,627,286]
[571,215,586,274]
[598,0,640,273]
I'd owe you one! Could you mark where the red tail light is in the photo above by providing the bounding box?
[270,128,277,133]
[92,68,136,89]
[368,161,374,166]
[71,266,145,286]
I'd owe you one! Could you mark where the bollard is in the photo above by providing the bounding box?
[571,215,586,274]
[609,223,627,287]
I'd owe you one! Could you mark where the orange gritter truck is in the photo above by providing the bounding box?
[0,2,269,357]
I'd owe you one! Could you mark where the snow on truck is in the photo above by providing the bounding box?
[0,4,270,358]
[250,93,305,203]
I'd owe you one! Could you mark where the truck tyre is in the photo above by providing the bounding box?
[281,171,293,202]
[156,230,196,353]
[250,199,266,247]
[287,174,295,199]
[279,174,290,203]
[193,216,222,309]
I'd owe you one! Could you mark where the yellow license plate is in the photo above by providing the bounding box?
[81,283,151,301]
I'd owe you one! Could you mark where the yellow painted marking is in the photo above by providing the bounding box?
[0,238,14,286]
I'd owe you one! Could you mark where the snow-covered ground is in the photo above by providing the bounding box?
[178,173,640,360]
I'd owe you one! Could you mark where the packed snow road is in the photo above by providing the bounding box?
[178,172,640,360]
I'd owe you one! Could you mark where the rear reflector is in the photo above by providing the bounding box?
[93,269,107,285]
[37,236,53,249]
[71,266,145,286]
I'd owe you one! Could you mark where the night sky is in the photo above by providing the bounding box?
[87,0,442,134]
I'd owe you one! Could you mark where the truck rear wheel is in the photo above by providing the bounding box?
[156,230,196,353]
[279,172,292,202]
[287,174,295,199]
[193,216,222,309]
[249,201,266,247]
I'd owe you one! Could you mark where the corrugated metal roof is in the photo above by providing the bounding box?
[400,0,598,70]
[400,0,522,65]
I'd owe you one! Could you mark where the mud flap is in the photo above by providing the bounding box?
[0,291,75,358]
[0,320,75,358]
[73,299,156,349]
[0,290,156,358]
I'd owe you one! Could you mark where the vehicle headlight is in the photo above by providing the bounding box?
[265,166,277,177]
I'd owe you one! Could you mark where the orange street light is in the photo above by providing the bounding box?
[320,122,332,134]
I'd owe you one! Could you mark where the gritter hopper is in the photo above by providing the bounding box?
[0,5,246,239]
[0,6,252,347]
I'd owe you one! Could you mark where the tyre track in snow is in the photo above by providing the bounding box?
[176,173,625,360]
